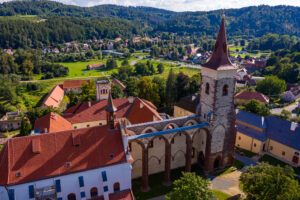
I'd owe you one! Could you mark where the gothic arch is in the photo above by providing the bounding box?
[149,156,161,164]
[214,156,222,169]
[184,119,198,127]
[141,127,158,134]
[148,135,169,145]
[170,131,191,143]
[148,136,167,174]
[222,84,228,96]
[172,150,185,160]
[163,123,179,130]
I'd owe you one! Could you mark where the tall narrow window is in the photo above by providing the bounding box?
[90,187,98,197]
[113,182,120,193]
[205,83,210,95]
[222,85,228,96]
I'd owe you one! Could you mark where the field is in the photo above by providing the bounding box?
[229,46,270,58]
[0,15,43,22]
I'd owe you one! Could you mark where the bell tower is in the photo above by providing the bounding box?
[105,92,117,129]
[199,14,237,172]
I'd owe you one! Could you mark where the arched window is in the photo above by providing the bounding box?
[205,83,210,95]
[113,182,120,193]
[68,193,76,200]
[222,85,228,96]
[90,187,98,198]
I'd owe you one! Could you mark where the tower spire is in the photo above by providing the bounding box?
[105,91,117,129]
[202,14,234,70]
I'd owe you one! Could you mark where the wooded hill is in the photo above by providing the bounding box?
[0,0,300,49]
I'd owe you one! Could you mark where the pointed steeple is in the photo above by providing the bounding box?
[105,92,117,129]
[202,14,235,70]
[105,92,117,113]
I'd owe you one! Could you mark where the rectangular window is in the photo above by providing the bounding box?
[282,151,285,156]
[28,185,35,198]
[238,136,241,140]
[8,189,15,200]
[270,146,273,151]
[102,171,107,182]
[254,143,256,147]
[79,176,84,187]
[103,186,108,192]
[55,179,61,193]
[80,192,86,198]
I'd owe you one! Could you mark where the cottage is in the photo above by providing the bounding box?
[41,85,65,109]
[62,80,90,94]
[235,91,269,105]
[281,86,300,102]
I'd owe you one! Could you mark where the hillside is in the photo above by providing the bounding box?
[0,1,300,49]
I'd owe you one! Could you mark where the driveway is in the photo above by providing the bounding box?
[235,153,257,167]
[271,102,298,117]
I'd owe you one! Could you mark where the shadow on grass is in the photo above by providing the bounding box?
[132,164,205,200]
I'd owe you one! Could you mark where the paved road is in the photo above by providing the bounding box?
[235,153,257,167]
[270,102,298,117]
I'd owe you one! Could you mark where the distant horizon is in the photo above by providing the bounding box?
[2,0,300,12]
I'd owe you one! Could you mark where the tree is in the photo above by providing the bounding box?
[80,82,96,101]
[240,39,246,46]
[245,99,270,116]
[278,63,299,83]
[189,73,201,94]
[280,109,292,120]
[27,107,61,125]
[176,72,190,100]
[137,77,160,106]
[157,63,165,74]
[106,58,118,69]
[165,69,177,107]
[111,83,124,99]
[20,117,32,136]
[240,163,300,200]
[135,62,149,76]
[21,59,34,76]
[166,172,213,200]
[152,76,166,107]
[256,76,286,96]
[125,77,139,97]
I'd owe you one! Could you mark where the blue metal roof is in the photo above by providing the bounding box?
[266,116,300,151]
[236,123,267,142]
[236,109,266,129]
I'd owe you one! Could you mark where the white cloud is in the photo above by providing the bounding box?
[1,0,300,11]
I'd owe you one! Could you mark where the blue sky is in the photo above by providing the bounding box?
[2,0,300,11]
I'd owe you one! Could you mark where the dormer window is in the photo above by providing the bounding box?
[222,85,228,96]
[205,83,210,95]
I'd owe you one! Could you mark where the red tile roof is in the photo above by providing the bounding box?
[0,125,126,185]
[34,112,72,133]
[127,98,162,124]
[63,98,161,125]
[42,85,64,108]
[112,78,126,90]
[63,80,90,89]
[109,189,134,200]
[88,63,105,69]
[235,91,270,104]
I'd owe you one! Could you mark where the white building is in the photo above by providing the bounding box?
[0,117,133,200]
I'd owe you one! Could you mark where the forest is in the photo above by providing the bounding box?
[0,1,300,49]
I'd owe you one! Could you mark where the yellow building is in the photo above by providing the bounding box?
[235,110,300,167]
[234,90,269,105]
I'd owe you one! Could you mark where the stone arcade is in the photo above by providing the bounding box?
[121,14,238,191]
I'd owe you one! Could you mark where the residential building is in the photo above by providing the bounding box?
[234,91,270,105]
[235,109,300,166]
[174,94,200,117]
[0,100,133,200]
[41,85,65,109]
[281,86,300,102]
[63,80,90,94]
[87,63,105,70]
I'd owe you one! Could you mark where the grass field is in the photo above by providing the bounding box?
[212,190,232,200]
[229,45,271,58]
[0,15,42,21]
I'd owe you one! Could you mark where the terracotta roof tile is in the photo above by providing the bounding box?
[109,189,134,200]
[63,80,90,89]
[34,113,72,133]
[235,91,269,104]
[0,125,126,185]
[42,85,64,108]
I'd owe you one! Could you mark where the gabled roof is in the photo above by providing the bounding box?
[63,80,90,89]
[63,98,161,125]
[34,112,72,134]
[235,91,270,104]
[0,125,127,185]
[202,15,237,71]
[42,85,64,108]
[175,94,200,113]
[266,116,300,150]
[88,63,104,69]
[112,78,126,90]
[127,98,162,124]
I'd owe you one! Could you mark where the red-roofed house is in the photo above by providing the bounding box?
[87,63,105,70]
[0,121,133,200]
[63,80,90,94]
[62,97,162,130]
[33,112,72,134]
[41,85,64,109]
[112,78,126,90]
[235,91,270,105]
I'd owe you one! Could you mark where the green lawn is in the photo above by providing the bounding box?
[233,159,245,170]
[212,190,232,200]
[0,15,41,21]
[229,45,270,58]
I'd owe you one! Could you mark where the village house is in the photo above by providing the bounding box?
[234,90,270,105]
[0,116,21,132]
[281,86,300,102]
[235,109,300,166]
[174,94,200,117]
[62,80,90,94]
[87,63,105,70]
[41,85,65,109]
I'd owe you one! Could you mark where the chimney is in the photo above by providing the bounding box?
[88,101,91,108]
[44,128,47,133]
[53,113,57,120]
[128,96,134,104]
[290,122,297,132]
